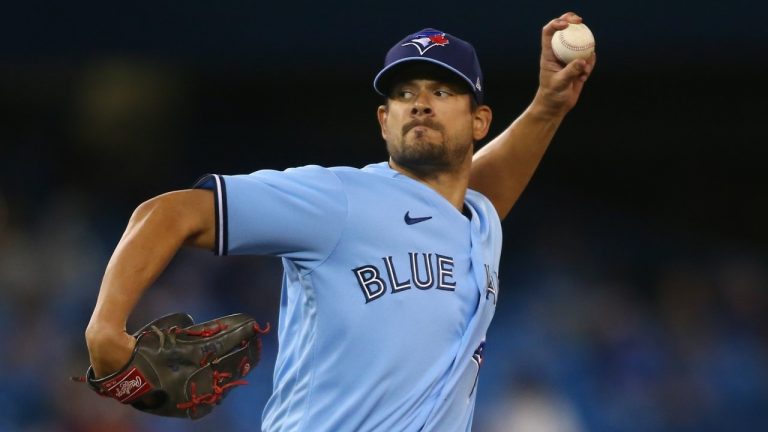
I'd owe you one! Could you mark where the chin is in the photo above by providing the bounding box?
[387,138,470,174]
[391,152,454,176]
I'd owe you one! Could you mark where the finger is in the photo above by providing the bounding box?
[559,12,582,24]
[542,17,569,45]
[584,52,597,77]
[564,58,588,79]
[576,53,597,83]
[571,52,596,82]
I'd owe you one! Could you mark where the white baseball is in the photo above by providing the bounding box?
[551,23,595,64]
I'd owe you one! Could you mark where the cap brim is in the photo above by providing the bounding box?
[373,57,479,101]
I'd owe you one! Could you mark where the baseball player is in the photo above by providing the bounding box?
[85,12,594,431]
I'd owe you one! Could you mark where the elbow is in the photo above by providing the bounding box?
[131,195,167,223]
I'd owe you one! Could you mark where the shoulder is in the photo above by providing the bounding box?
[329,162,391,178]
[215,165,345,192]
[466,189,500,222]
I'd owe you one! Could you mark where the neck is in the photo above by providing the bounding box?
[388,152,472,212]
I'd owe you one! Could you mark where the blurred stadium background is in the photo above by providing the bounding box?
[1,1,766,431]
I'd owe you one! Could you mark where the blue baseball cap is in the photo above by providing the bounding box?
[373,28,484,103]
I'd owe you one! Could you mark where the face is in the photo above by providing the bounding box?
[377,77,491,177]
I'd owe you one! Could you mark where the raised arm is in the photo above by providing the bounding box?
[85,189,215,377]
[469,12,596,220]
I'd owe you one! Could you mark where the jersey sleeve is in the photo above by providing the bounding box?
[192,165,347,269]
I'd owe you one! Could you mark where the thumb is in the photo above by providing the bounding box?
[552,58,588,90]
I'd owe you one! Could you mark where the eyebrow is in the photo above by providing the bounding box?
[393,79,468,92]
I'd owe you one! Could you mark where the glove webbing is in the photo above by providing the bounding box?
[176,371,247,413]
[174,322,271,415]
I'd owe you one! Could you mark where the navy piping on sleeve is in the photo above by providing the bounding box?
[191,174,228,256]
[215,175,228,256]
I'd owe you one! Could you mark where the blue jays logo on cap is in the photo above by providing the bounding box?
[373,28,484,103]
[402,30,450,55]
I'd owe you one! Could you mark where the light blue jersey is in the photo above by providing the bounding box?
[194,162,502,431]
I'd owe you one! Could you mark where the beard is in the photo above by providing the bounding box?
[387,118,473,176]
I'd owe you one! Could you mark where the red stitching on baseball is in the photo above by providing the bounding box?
[557,32,595,51]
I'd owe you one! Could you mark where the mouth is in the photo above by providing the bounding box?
[410,125,433,134]
[403,120,443,136]
[406,125,439,142]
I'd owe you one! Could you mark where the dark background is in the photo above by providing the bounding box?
[1,1,766,431]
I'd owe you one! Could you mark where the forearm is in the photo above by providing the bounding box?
[469,12,595,220]
[85,190,214,376]
[88,202,185,332]
[470,95,566,219]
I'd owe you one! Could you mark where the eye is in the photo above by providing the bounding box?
[434,89,453,97]
[398,90,415,100]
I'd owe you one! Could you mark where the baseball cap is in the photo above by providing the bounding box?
[373,28,484,103]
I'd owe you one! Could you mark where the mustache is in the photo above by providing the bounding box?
[402,119,444,135]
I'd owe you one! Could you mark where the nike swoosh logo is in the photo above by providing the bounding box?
[404,211,433,225]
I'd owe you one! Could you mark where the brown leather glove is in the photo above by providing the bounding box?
[83,312,269,420]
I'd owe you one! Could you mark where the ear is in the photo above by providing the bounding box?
[377,104,389,140]
[472,105,492,141]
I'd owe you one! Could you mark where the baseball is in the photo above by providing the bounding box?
[551,23,595,64]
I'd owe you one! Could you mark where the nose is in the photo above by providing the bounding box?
[410,99,433,117]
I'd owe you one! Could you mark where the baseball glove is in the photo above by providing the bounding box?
[82,312,269,419]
